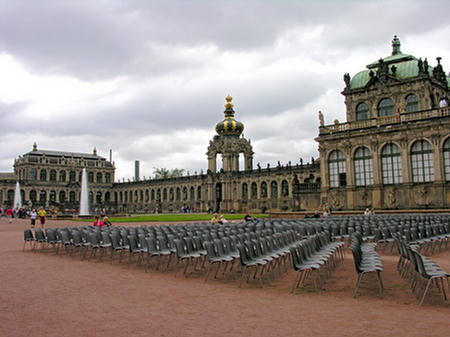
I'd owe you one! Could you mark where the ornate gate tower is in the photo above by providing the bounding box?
[206,96,253,211]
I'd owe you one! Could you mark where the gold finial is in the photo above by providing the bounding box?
[225,95,234,109]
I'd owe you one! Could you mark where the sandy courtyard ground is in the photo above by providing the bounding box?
[1,218,449,337]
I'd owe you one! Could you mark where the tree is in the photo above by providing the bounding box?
[153,168,184,179]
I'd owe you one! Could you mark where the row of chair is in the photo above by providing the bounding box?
[349,232,384,297]
[395,237,449,305]
[290,231,345,293]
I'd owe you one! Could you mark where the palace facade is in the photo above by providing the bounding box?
[0,36,449,213]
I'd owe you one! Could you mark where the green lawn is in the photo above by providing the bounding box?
[78,213,269,223]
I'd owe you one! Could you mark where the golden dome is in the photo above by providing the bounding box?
[215,96,244,136]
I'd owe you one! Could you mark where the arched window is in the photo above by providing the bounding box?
[405,94,418,112]
[69,191,75,202]
[88,172,94,183]
[444,138,450,181]
[59,191,66,203]
[190,187,195,200]
[411,140,434,182]
[97,172,102,183]
[356,102,369,121]
[96,192,102,204]
[89,191,94,204]
[197,186,201,200]
[134,191,138,202]
[354,147,373,186]
[260,182,267,198]
[105,173,111,183]
[105,192,111,202]
[49,190,56,202]
[163,188,167,201]
[176,188,181,201]
[40,170,47,181]
[59,170,66,182]
[271,181,278,198]
[328,150,346,187]
[145,190,149,202]
[69,171,76,182]
[119,192,123,202]
[381,143,402,184]
[124,191,128,202]
[378,98,394,116]
[281,180,289,197]
[49,170,56,181]
[29,190,37,202]
[7,190,14,203]
[39,190,46,202]
[140,190,143,201]
[242,183,248,200]
[29,169,37,181]
[151,189,155,201]
[251,182,257,199]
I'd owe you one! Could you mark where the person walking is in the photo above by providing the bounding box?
[30,209,37,228]
[37,207,46,230]
[5,208,13,223]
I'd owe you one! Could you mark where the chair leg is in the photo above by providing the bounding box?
[419,278,432,306]
[354,273,363,297]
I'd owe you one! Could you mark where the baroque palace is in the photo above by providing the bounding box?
[1,36,449,213]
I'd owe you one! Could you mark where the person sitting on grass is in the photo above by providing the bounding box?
[93,215,104,228]
[211,213,222,225]
[103,216,112,227]
[244,212,254,222]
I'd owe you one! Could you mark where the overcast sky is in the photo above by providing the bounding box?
[1,0,450,181]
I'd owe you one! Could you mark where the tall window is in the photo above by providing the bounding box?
[105,192,111,202]
[39,190,46,202]
[197,186,201,200]
[49,170,56,181]
[151,190,155,201]
[30,190,37,202]
[444,138,450,181]
[163,188,167,201]
[88,172,94,183]
[356,102,369,121]
[281,180,289,197]
[405,94,418,112]
[242,183,248,200]
[354,147,373,186]
[29,169,37,181]
[271,181,278,198]
[411,140,434,182]
[69,191,75,202]
[105,173,111,183]
[59,170,66,182]
[190,187,195,200]
[69,171,76,182]
[381,143,402,184]
[59,191,66,203]
[251,182,257,199]
[378,98,395,116]
[328,150,346,187]
[40,170,47,181]
[97,172,102,183]
[176,188,181,201]
[260,182,267,198]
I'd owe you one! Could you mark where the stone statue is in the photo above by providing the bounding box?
[318,111,324,126]
[417,58,423,73]
[424,58,429,74]
[343,73,351,87]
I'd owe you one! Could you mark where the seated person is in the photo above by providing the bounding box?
[220,214,229,223]
[244,212,254,222]
[211,213,221,225]
[103,216,112,227]
[93,215,105,228]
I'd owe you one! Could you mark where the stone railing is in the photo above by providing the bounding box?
[319,107,450,135]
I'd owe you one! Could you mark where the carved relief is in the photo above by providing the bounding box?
[414,185,431,206]
[328,190,344,209]
[385,188,397,208]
